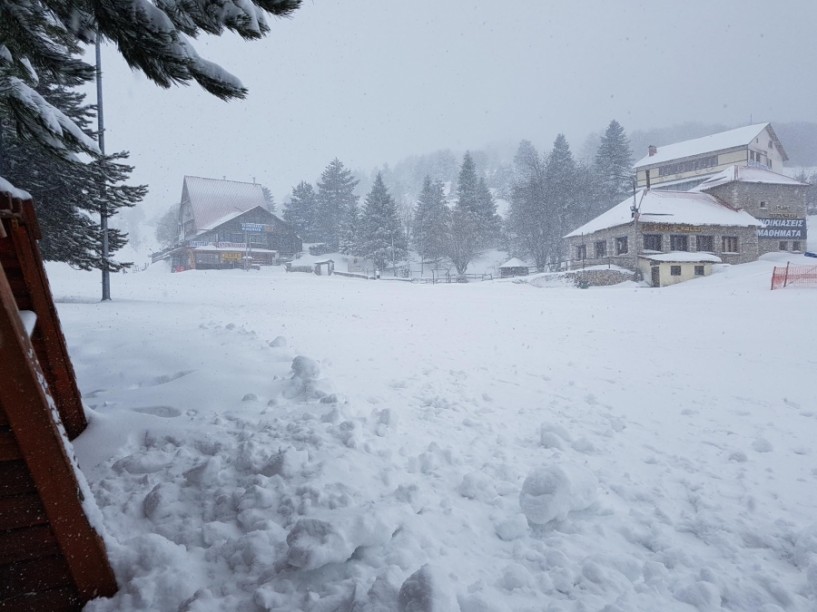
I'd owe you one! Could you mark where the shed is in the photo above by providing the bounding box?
[639,252,722,288]
[500,258,530,278]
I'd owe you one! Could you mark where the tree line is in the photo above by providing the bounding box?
[284,120,633,275]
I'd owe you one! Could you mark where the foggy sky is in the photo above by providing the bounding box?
[99,0,817,223]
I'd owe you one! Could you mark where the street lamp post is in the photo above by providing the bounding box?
[95,37,110,301]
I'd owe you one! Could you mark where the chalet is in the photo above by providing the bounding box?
[634,123,788,191]
[565,189,762,285]
[161,176,302,270]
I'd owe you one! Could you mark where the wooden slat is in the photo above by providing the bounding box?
[0,461,36,498]
[0,430,20,462]
[0,586,81,612]
[0,494,48,530]
[0,525,59,565]
[0,261,117,601]
[0,554,74,599]
[2,200,87,440]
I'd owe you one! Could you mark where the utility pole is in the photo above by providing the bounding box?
[95,37,110,301]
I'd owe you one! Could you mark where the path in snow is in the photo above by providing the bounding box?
[46,261,817,611]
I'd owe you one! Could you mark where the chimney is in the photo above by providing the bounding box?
[648,145,657,157]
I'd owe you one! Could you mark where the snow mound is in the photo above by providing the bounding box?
[519,464,599,527]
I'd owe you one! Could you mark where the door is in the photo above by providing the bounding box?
[651,266,660,287]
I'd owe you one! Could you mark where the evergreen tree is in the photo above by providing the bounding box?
[454,152,500,249]
[283,181,319,242]
[1,70,146,269]
[446,153,488,275]
[262,186,276,213]
[543,134,579,264]
[0,0,301,158]
[594,119,633,215]
[338,202,359,255]
[359,173,406,272]
[155,203,181,248]
[316,158,359,250]
[412,176,450,265]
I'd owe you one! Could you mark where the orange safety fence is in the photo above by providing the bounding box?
[770,262,817,290]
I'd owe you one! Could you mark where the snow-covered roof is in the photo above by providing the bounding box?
[693,165,807,191]
[640,252,722,263]
[500,257,528,268]
[183,176,267,231]
[565,189,761,238]
[633,123,785,168]
[0,175,32,200]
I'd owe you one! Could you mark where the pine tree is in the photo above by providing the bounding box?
[412,176,450,265]
[316,158,359,251]
[283,181,318,242]
[0,0,302,158]
[359,173,406,272]
[594,119,633,215]
[0,70,146,269]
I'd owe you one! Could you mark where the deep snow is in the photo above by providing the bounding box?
[42,253,817,611]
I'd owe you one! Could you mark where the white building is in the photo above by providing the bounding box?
[634,123,788,191]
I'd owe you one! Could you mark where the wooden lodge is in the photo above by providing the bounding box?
[156,176,302,271]
[0,186,117,609]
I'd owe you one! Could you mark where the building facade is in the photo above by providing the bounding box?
[634,123,788,191]
[156,177,302,270]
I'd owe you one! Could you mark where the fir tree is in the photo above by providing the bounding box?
[358,173,406,272]
[338,202,359,255]
[412,176,450,266]
[283,181,318,242]
[0,0,302,158]
[454,152,500,249]
[1,70,146,270]
[316,158,358,250]
[543,134,579,264]
[594,119,633,215]
[262,186,276,213]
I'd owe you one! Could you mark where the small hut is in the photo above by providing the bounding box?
[500,258,530,278]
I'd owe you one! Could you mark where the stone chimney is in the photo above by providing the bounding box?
[648,145,657,157]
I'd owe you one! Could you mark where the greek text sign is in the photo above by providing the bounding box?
[757,218,807,240]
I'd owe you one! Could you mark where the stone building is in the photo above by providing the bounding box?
[564,188,762,283]
[692,165,808,255]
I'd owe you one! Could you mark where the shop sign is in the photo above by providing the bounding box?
[757,218,807,239]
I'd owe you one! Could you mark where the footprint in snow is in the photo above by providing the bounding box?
[131,405,182,418]
[137,370,195,388]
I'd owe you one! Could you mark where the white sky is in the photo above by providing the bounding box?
[97,0,817,220]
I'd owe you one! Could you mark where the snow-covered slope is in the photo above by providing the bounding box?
[44,256,817,611]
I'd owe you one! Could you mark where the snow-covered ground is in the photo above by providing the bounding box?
[44,252,817,611]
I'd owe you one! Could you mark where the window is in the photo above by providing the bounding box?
[643,234,662,251]
[595,240,607,258]
[759,200,767,209]
[577,244,586,260]
[670,265,681,276]
[793,241,801,251]
[696,235,714,251]
[694,265,705,276]
[722,236,738,253]
[779,241,788,251]
[670,235,689,251]
[615,236,628,255]
[249,233,265,244]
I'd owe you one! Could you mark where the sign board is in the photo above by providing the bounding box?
[241,222,265,232]
[222,252,243,262]
[756,218,807,240]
